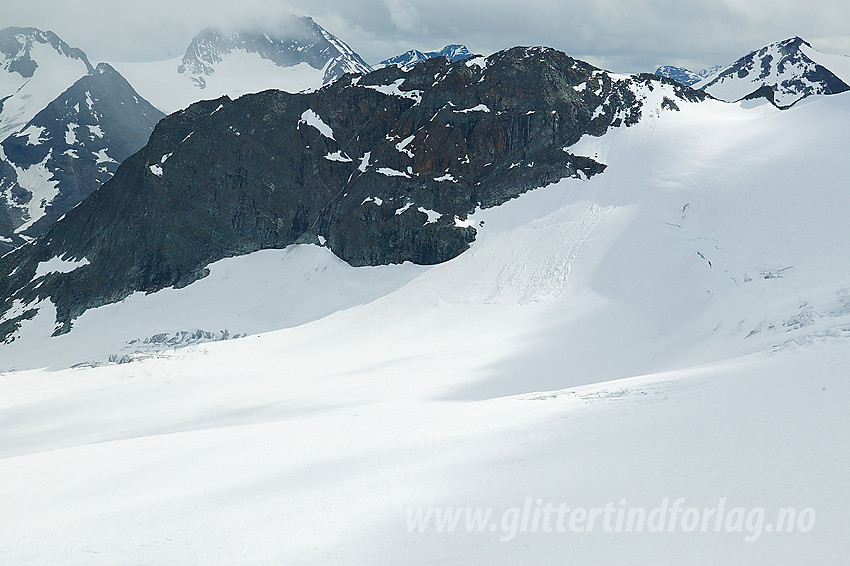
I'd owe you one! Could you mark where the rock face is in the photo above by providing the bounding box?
[178,16,372,88]
[0,46,706,340]
[379,45,474,71]
[0,63,164,248]
[698,37,849,108]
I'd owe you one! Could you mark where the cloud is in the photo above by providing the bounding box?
[3,0,849,72]
[384,0,421,33]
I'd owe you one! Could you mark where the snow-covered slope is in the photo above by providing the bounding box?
[800,42,850,85]
[113,17,371,114]
[697,37,849,107]
[0,27,93,141]
[1,88,849,563]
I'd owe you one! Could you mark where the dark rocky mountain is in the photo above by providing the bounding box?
[699,37,849,108]
[0,63,164,250]
[379,44,474,70]
[179,16,372,88]
[0,46,707,341]
[654,65,721,86]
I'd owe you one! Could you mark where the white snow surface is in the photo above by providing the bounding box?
[33,255,90,279]
[64,122,78,145]
[112,54,326,114]
[4,147,59,233]
[93,149,116,164]
[0,42,91,140]
[298,109,335,140]
[18,124,46,145]
[456,103,491,113]
[395,134,415,157]
[417,206,442,224]
[801,43,850,84]
[358,151,371,172]
[324,150,352,162]
[2,91,850,564]
[362,78,423,103]
[377,167,409,177]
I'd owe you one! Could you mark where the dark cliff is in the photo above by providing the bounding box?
[0,46,706,339]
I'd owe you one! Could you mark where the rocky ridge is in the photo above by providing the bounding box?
[0,46,707,341]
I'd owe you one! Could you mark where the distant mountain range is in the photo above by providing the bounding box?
[378,45,474,70]
[654,65,721,86]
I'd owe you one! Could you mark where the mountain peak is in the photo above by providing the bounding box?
[698,36,849,107]
[177,17,371,88]
[0,26,93,78]
[1,27,95,141]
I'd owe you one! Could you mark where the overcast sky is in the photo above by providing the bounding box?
[3,0,849,73]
